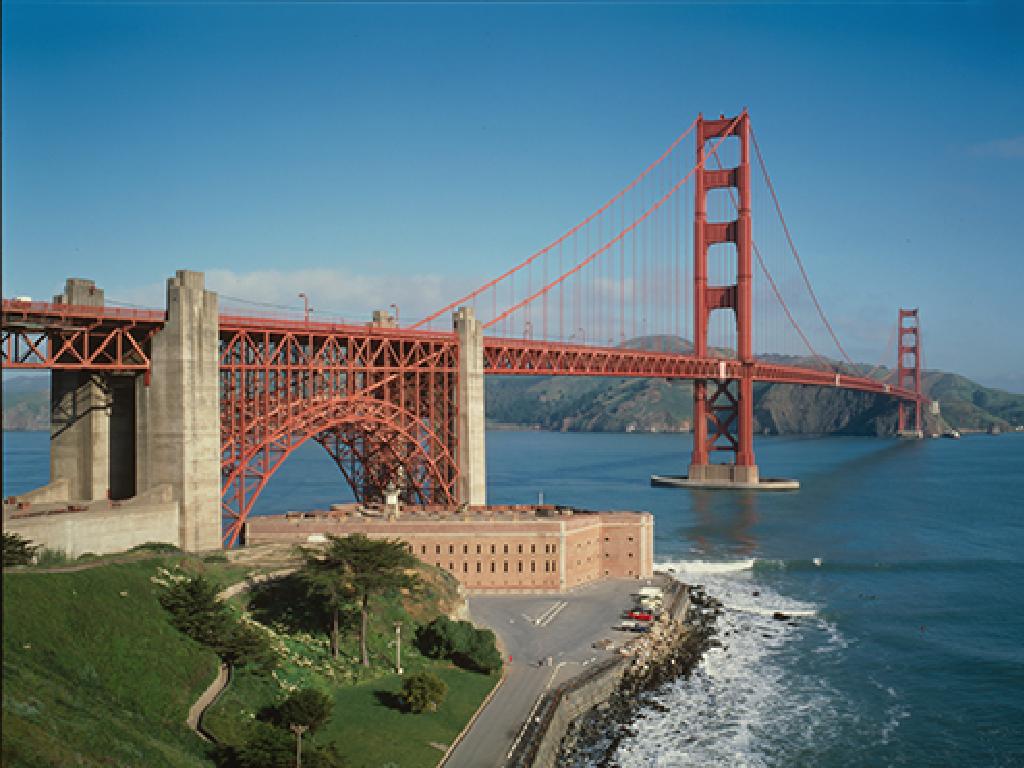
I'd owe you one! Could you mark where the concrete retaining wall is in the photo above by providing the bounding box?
[3,485,180,557]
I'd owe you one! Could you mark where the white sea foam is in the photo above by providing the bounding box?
[607,563,847,767]
[660,557,757,574]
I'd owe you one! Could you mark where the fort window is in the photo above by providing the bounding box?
[517,544,523,554]
[629,552,633,557]
[491,562,496,573]
[531,544,536,554]
[545,561,550,572]
[421,545,426,555]
[517,561,523,572]
[628,536,634,542]
[463,544,468,554]
[449,544,454,555]
[476,562,481,573]
[531,561,536,573]
[435,545,441,555]
[503,561,509,573]
[552,544,557,553]
[476,544,482,554]
[435,562,441,568]
[463,562,468,573]
[449,562,454,570]
[504,544,509,554]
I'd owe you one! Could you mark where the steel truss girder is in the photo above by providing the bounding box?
[218,326,459,546]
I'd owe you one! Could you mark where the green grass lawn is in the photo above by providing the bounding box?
[324,666,499,768]
[207,662,498,768]
[3,554,499,768]
[2,557,221,768]
[205,567,500,768]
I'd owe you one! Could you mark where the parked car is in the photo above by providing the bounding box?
[628,610,653,622]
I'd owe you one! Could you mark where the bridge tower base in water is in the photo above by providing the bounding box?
[655,111,799,491]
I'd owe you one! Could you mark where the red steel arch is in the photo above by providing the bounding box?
[220,395,458,546]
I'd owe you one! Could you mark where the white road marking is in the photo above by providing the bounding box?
[535,600,568,627]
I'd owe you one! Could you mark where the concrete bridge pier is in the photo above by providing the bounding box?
[136,270,221,551]
[48,279,137,502]
[454,306,486,507]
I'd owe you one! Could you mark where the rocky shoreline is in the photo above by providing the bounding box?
[556,584,722,767]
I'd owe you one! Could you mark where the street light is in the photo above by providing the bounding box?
[290,723,308,768]
[389,303,399,327]
[394,621,403,675]
[298,293,312,324]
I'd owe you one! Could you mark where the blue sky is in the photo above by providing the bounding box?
[3,0,1022,390]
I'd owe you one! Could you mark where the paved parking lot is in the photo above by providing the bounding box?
[445,577,658,768]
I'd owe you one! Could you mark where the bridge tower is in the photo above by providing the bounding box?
[897,308,923,436]
[687,111,760,486]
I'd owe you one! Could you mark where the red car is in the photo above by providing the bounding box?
[628,610,653,622]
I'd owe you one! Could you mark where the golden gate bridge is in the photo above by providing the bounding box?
[2,111,925,547]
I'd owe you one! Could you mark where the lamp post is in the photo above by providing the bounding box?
[394,621,403,674]
[290,723,308,768]
[389,302,399,327]
[298,293,312,323]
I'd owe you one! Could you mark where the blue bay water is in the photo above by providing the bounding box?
[4,429,1023,765]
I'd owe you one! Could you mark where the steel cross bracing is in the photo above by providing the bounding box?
[1,300,162,373]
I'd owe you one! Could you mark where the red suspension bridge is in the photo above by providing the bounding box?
[2,111,925,547]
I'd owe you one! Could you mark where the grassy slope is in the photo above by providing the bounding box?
[2,559,220,768]
[205,565,499,768]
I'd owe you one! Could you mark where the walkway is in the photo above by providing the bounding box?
[443,579,646,768]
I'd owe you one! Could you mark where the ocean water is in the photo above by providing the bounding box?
[4,429,1023,765]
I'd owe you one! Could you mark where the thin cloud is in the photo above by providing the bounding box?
[969,135,1024,159]
[107,268,480,328]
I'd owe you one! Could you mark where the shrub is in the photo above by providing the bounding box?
[261,688,333,734]
[35,548,69,567]
[129,541,181,554]
[203,552,229,563]
[417,616,502,673]
[456,627,502,674]
[2,532,38,566]
[401,672,447,713]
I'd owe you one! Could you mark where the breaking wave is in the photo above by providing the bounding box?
[605,561,894,767]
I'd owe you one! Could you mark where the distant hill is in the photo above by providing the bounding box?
[5,349,1023,436]
[2,376,49,431]
[485,337,1024,436]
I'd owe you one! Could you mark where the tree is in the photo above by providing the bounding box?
[158,574,272,669]
[2,532,38,566]
[265,688,333,734]
[158,574,229,647]
[235,721,294,768]
[301,534,420,667]
[298,544,355,660]
[401,671,448,713]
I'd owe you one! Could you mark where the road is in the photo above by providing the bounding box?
[444,578,650,768]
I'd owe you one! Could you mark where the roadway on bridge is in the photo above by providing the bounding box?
[445,578,649,768]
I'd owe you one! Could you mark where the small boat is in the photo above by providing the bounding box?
[942,430,961,439]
